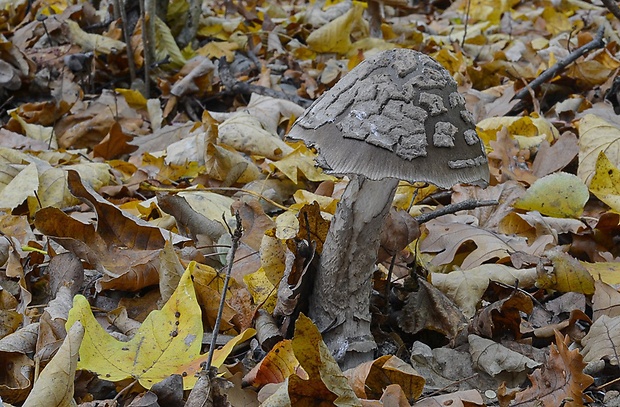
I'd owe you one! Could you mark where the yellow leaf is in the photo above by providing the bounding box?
[270,145,336,184]
[175,328,256,385]
[115,88,148,109]
[589,151,620,212]
[28,167,76,214]
[293,189,338,214]
[205,143,262,184]
[541,7,573,35]
[218,113,293,160]
[66,20,126,54]
[466,0,520,25]
[244,267,278,312]
[275,210,299,240]
[66,263,203,389]
[210,328,256,368]
[0,162,38,211]
[581,261,620,286]
[537,250,595,294]
[245,340,303,387]
[10,110,57,148]
[344,355,425,400]
[306,2,365,54]
[477,115,559,148]
[196,41,239,61]
[577,114,620,186]
[155,16,186,67]
[287,314,361,405]
[513,172,588,218]
[244,233,287,312]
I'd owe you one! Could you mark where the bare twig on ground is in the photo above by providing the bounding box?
[601,0,620,22]
[204,211,243,371]
[114,0,136,85]
[512,25,606,102]
[414,199,498,224]
[140,0,156,98]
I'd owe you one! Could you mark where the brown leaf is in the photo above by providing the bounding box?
[35,171,187,291]
[581,315,620,366]
[343,355,424,401]
[512,331,594,407]
[532,131,579,177]
[472,286,533,340]
[92,121,137,160]
[397,277,467,341]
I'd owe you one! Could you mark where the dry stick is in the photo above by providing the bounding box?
[140,0,156,98]
[217,57,313,108]
[462,0,471,47]
[601,0,620,22]
[513,25,606,102]
[114,0,137,85]
[413,199,498,224]
[205,211,243,371]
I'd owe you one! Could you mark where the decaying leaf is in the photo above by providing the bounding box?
[511,331,594,407]
[581,315,620,366]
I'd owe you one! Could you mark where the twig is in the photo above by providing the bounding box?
[140,0,156,98]
[462,0,471,47]
[513,25,606,102]
[413,199,498,224]
[601,0,620,22]
[114,0,137,85]
[596,375,620,390]
[218,57,313,108]
[419,374,479,399]
[205,211,243,371]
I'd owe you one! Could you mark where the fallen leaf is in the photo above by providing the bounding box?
[589,151,620,212]
[22,322,84,407]
[306,2,366,54]
[581,315,620,366]
[344,355,424,401]
[66,263,203,389]
[513,172,589,218]
[577,114,620,186]
[430,265,538,318]
[468,334,540,376]
[512,331,594,407]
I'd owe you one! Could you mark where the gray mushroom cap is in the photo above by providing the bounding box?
[288,48,490,189]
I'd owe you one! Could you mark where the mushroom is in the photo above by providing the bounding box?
[288,48,489,368]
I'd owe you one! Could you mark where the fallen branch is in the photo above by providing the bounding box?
[414,199,498,224]
[513,25,606,102]
[601,0,620,23]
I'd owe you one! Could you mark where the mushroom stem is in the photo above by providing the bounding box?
[308,175,400,369]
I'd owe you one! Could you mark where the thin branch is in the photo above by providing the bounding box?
[462,0,471,47]
[513,25,606,101]
[413,199,498,224]
[205,211,243,371]
[114,0,137,85]
[140,0,156,98]
[601,0,620,22]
